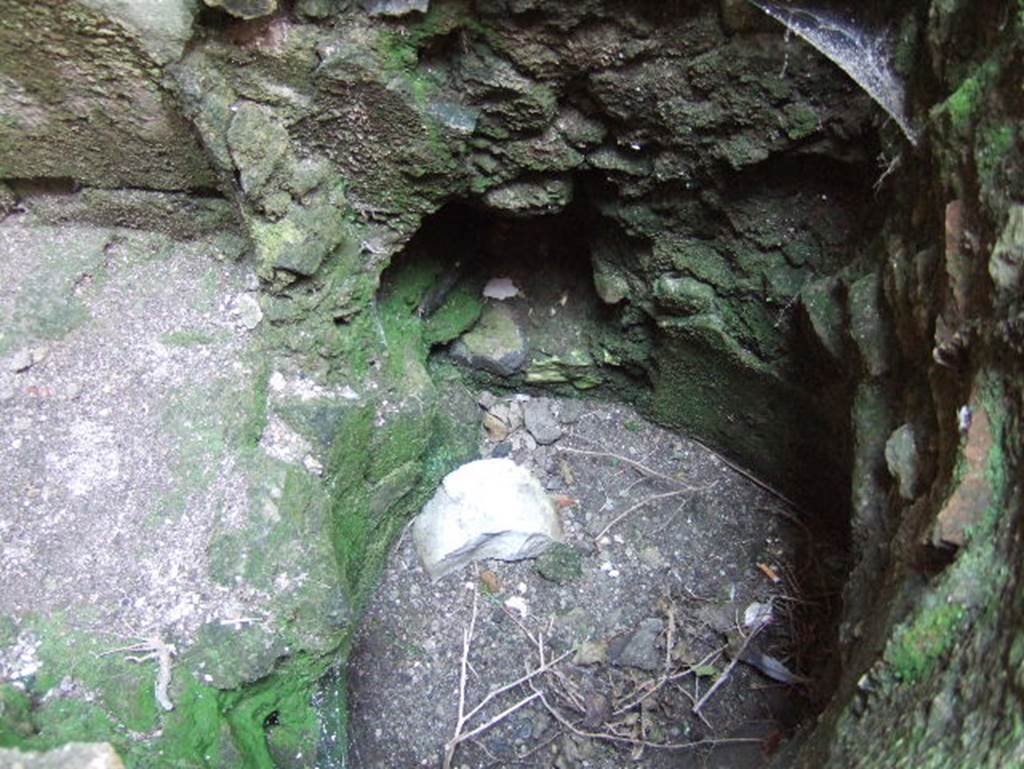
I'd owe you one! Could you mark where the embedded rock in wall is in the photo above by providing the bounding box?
[0,1,214,189]
[202,0,278,20]
[450,303,527,376]
[362,0,429,16]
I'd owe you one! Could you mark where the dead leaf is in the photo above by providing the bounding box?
[762,729,784,756]
[483,276,520,300]
[480,570,501,594]
[551,493,578,509]
[693,664,718,679]
[558,459,576,486]
[482,412,510,441]
[739,648,811,684]
[504,595,529,618]
[574,639,608,666]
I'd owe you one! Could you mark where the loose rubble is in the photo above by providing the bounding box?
[349,394,828,769]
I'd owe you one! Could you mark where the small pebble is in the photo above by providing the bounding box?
[9,349,32,372]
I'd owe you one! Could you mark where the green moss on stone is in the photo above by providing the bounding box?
[535,543,583,584]
[783,102,820,140]
[0,2,216,189]
[653,275,717,315]
[28,700,119,751]
[0,686,34,744]
[251,203,353,281]
[946,77,982,134]
[0,615,18,648]
[423,283,483,345]
[885,602,966,684]
[0,226,114,356]
[941,60,998,135]
[526,350,602,389]
[658,238,736,290]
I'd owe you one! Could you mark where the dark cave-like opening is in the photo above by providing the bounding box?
[379,188,653,393]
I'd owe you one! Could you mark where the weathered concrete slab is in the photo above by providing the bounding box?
[0,215,347,728]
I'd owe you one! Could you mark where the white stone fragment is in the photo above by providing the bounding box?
[259,415,314,468]
[744,601,773,629]
[482,277,521,300]
[504,596,529,618]
[412,458,563,581]
[231,293,263,330]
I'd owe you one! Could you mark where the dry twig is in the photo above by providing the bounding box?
[98,635,176,712]
[530,680,761,753]
[682,436,797,508]
[559,445,723,539]
[594,489,689,540]
[558,446,687,487]
[442,590,572,769]
[692,620,768,715]
[612,646,724,717]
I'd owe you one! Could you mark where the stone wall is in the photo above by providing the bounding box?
[0,0,1021,766]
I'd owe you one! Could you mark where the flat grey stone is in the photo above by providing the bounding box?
[555,398,585,424]
[523,398,562,445]
[574,639,608,666]
[8,349,32,372]
[482,176,573,216]
[609,618,663,671]
[231,293,263,330]
[451,304,527,376]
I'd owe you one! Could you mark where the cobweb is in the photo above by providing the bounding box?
[747,0,918,145]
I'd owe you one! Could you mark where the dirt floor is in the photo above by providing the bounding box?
[348,394,826,769]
